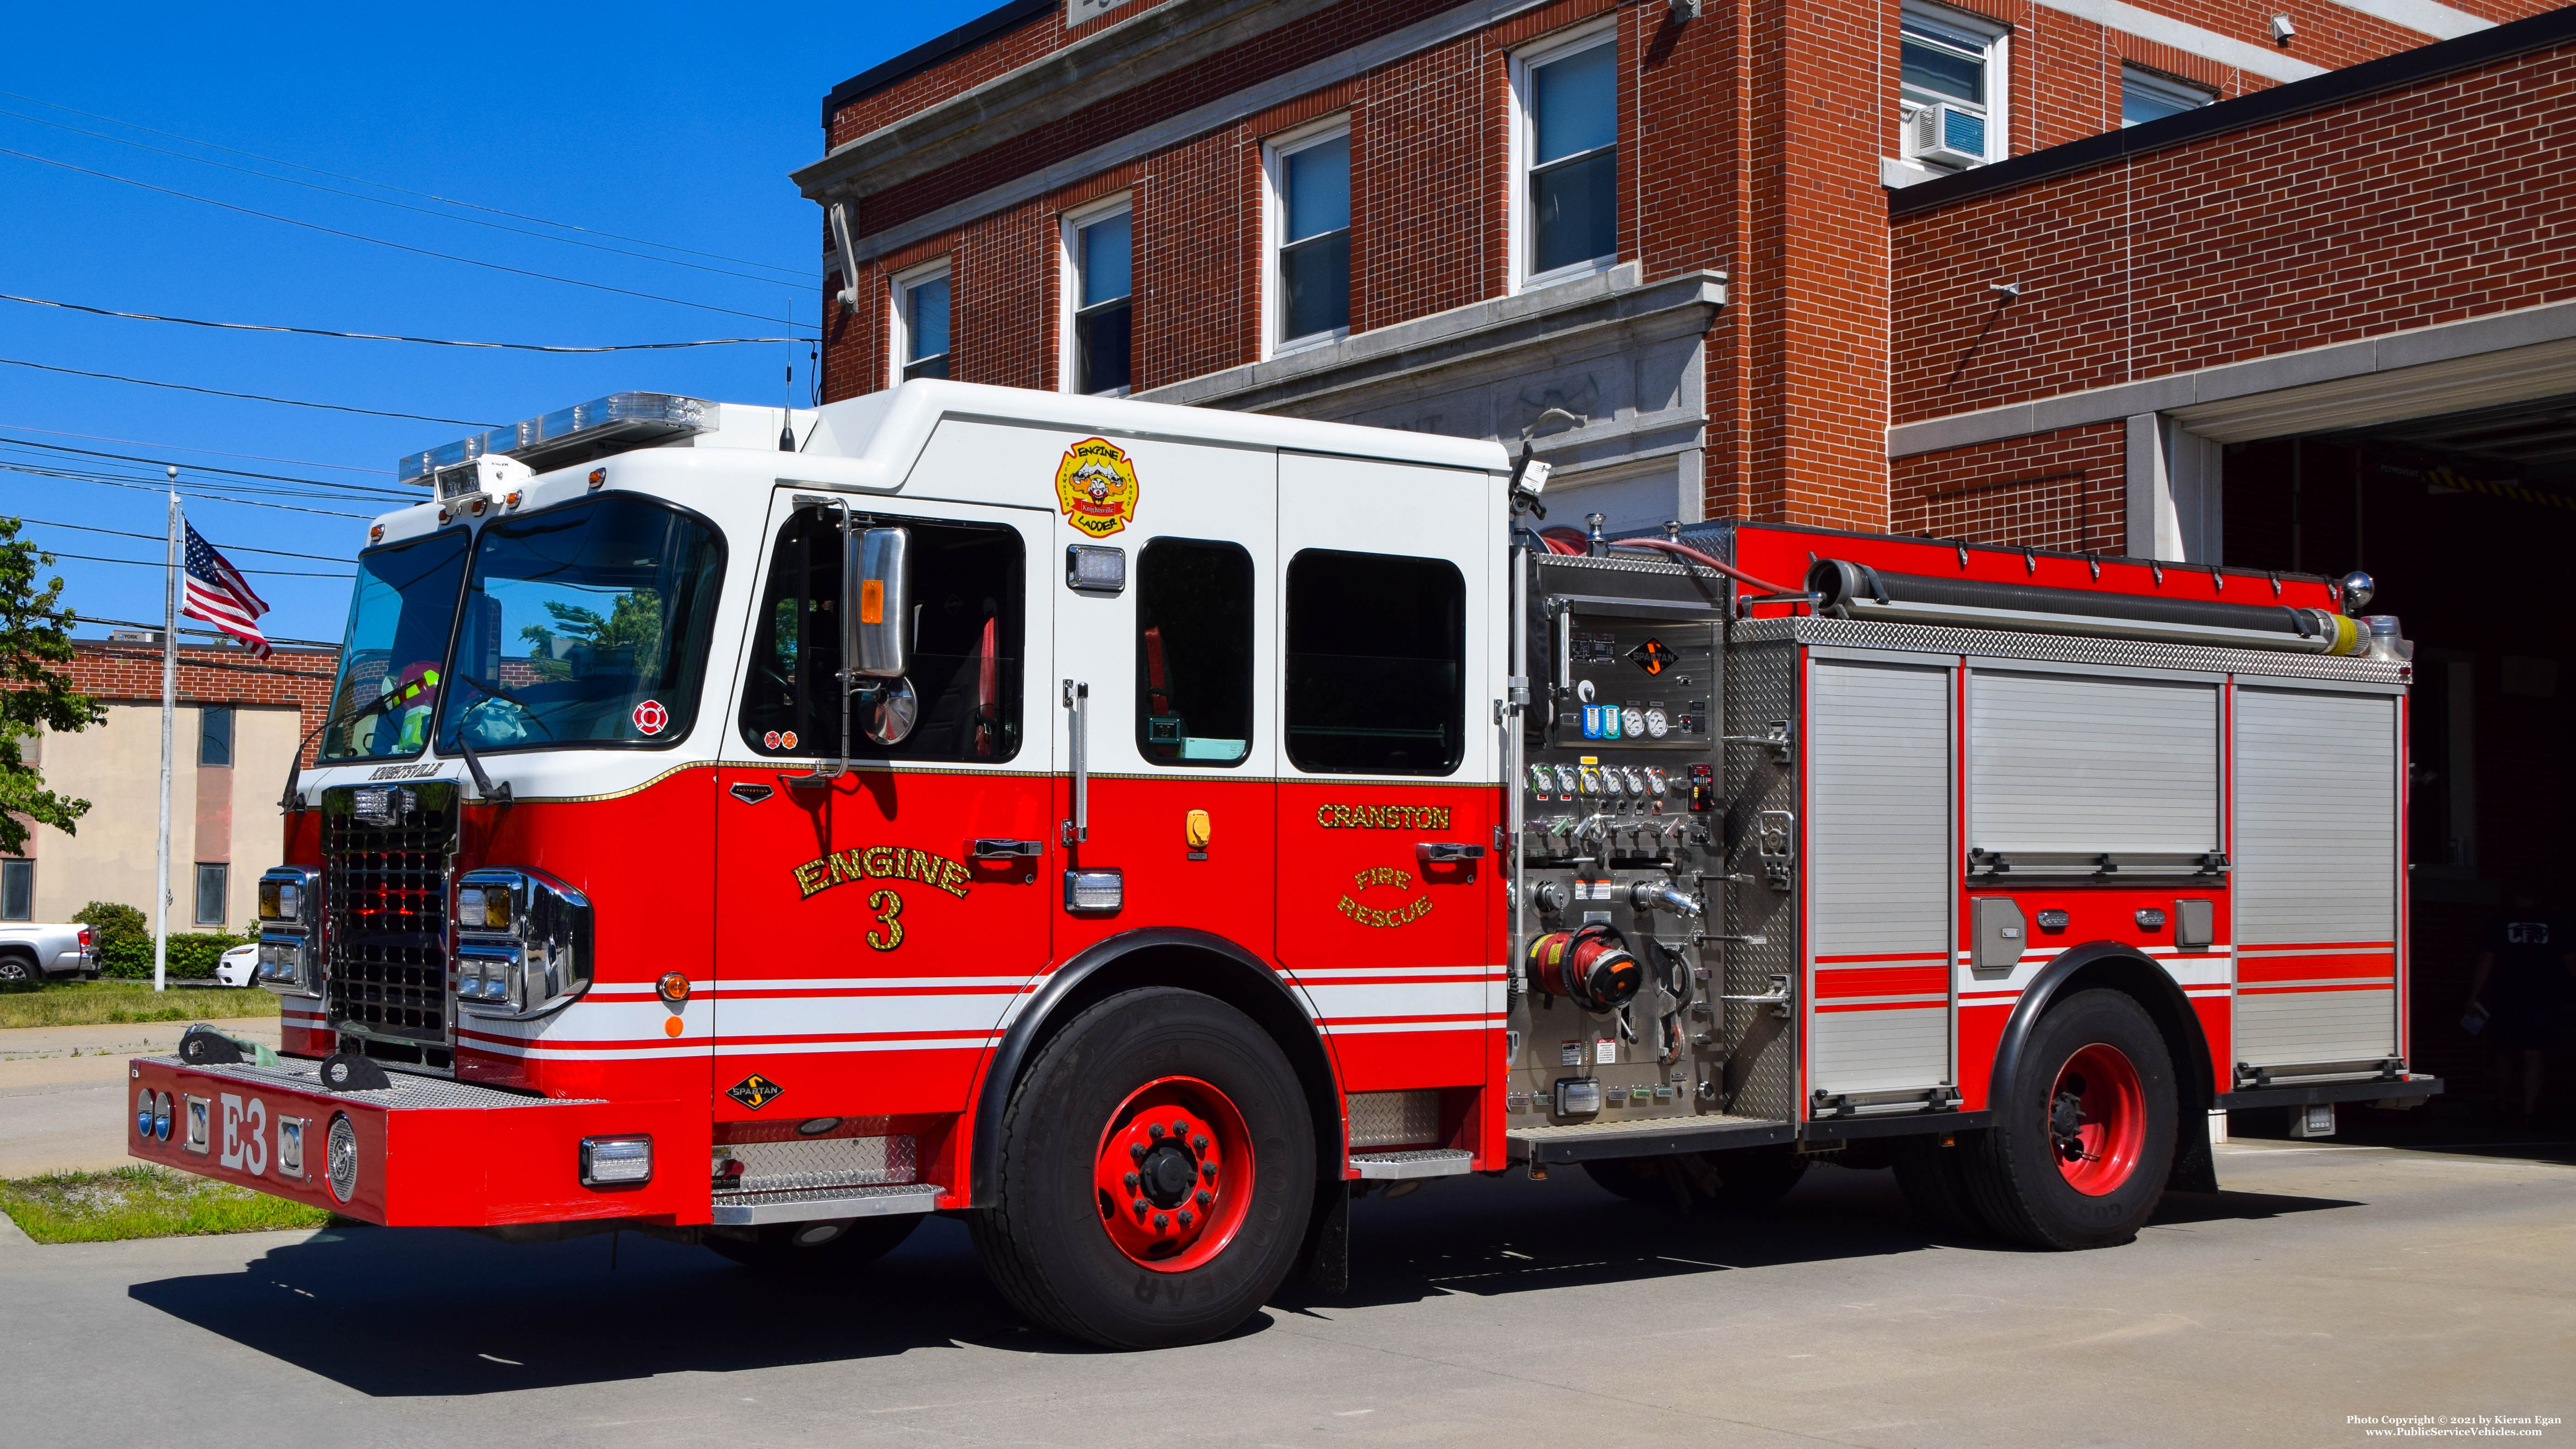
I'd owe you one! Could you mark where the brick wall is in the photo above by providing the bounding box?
[61,641,340,767]
[1890,421,2128,550]
[1891,37,2576,427]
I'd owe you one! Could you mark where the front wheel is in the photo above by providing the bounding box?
[1960,988,2177,1249]
[971,987,1315,1349]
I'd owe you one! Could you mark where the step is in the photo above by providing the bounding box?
[1506,1113,1790,1164]
[709,1181,946,1226]
[1350,1148,1474,1180]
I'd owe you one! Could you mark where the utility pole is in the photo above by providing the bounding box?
[155,470,178,993]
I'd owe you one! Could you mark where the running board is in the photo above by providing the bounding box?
[1508,1114,1791,1164]
[709,1181,945,1226]
[1351,1148,1473,1180]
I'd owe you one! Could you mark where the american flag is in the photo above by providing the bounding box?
[180,521,273,659]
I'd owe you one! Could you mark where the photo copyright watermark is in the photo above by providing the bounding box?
[2350,1416,2561,1438]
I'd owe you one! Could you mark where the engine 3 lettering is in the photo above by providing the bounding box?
[792,846,973,901]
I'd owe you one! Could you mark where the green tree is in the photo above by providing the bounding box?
[0,520,103,856]
[517,590,664,682]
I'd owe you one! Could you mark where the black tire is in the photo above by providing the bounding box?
[0,954,40,984]
[704,1214,919,1273]
[970,987,1315,1349]
[1580,1145,1806,1213]
[1889,1132,1988,1237]
[1960,988,2177,1250]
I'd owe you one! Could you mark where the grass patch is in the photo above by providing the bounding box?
[0,1165,334,1243]
[0,978,278,1030]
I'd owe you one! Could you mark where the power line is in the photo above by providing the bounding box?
[36,547,351,579]
[0,145,810,328]
[6,514,349,562]
[0,356,499,427]
[2,293,813,350]
[0,422,390,474]
[0,89,813,282]
[0,465,375,518]
[0,106,813,291]
[74,613,338,649]
[0,436,417,496]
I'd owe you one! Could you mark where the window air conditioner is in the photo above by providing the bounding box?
[1908,103,1987,167]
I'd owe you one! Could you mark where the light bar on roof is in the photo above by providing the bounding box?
[396,392,716,487]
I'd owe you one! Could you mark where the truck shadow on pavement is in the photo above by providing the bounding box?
[126,1163,2362,1390]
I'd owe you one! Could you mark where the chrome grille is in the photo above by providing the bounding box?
[322,780,457,1053]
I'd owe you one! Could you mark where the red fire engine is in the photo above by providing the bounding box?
[129,381,2434,1348]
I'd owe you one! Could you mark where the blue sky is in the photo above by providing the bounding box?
[2,1,992,644]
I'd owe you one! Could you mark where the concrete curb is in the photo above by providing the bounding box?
[0,1207,35,1249]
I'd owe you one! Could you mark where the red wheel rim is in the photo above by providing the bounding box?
[2050,1042,2146,1195]
[1093,1075,1254,1273]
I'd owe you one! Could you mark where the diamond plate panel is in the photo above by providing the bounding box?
[1717,634,1801,1124]
[713,1134,917,1194]
[145,1056,589,1109]
[1347,1090,1441,1148]
[1739,616,2409,684]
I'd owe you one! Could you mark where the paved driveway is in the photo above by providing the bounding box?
[2,1133,2569,1447]
[0,1016,279,1177]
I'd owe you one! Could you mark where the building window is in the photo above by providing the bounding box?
[892,261,951,381]
[1517,30,1618,283]
[194,864,227,929]
[1066,201,1133,396]
[1136,539,1254,767]
[2121,66,2212,126]
[197,704,234,767]
[1900,6,2008,170]
[0,860,31,923]
[1284,549,1465,775]
[1268,126,1350,348]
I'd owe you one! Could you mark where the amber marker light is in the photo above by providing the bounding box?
[1184,809,1212,850]
[658,972,691,1004]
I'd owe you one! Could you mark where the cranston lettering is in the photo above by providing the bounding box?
[793,845,972,901]
[1313,803,1452,831]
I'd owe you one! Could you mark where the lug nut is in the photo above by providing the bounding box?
[1153,1212,1169,1230]
[1124,1171,1138,1189]
[1148,1122,1165,1139]
[1192,1135,1208,1151]
[1171,1119,1189,1135]
[1195,1188,1212,1207]
[1130,1142,1146,1161]
[1177,1209,1193,1227]
[1132,1197,1149,1215]
[1202,1163,1216,1181]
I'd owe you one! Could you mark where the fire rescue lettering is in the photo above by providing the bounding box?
[1313,803,1452,831]
[793,846,972,902]
[1336,866,1433,929]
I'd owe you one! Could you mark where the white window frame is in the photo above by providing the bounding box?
[1059,193,1135,397]
[1261,116,1353,360]
[1507,20,1620,294]
[2119,65,2213,127]
[888,257,953,384]
[1898,2,2010,169]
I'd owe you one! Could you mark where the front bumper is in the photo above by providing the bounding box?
[128,1056,702,1227]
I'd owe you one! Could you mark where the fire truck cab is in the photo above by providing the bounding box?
[129,380,2433,1349]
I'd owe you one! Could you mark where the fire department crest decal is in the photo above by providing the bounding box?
[726,1074,785,1111]
[1054,437,1140,538]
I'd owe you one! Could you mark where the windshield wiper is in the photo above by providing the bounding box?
[445,673,533,806]
[278,687,409,812]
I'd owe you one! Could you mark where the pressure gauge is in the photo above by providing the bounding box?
[1598,768,1623,796]
[1643,767,1668,796]
[1527,764,1556,797]
[1622,707,1646,737]
[1577,766,1603,796]
[1621,767,1646,794]
[1643,708,1670,739]
[1554,764,1580,795]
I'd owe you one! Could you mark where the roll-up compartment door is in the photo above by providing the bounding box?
[2233,685,2400,1070]
[1807,658,1953,1098]
[1970,670,2219,860]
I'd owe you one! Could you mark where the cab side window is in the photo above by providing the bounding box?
[1284,548,1464,775]
[1135,538,1253,766]
[739,508,1024,763]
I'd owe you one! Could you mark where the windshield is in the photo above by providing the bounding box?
[321,532,470,762]
[436,495,724,754]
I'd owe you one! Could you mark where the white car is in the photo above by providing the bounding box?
[214,942,260,988]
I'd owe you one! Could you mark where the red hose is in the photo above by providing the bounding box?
[1612,537,1801,597]
[1537,527,1588,555]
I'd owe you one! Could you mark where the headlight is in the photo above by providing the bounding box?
[256,867,322,998]
[452,868,591,1020]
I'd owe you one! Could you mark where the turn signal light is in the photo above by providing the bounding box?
[657,972,691,1004]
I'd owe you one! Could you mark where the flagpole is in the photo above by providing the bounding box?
[155,473,178,994]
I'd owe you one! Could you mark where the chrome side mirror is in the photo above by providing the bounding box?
[848,526,911,680]
[861,677,919,746]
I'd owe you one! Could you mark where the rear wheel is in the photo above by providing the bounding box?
[0,954,39,984]
[704,1214,919,1273]
[1960,988,2177,1249]
[971,988,1314,1349]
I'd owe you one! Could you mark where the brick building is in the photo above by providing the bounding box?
[797,0,2576,1103]
[6,634,337,934]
